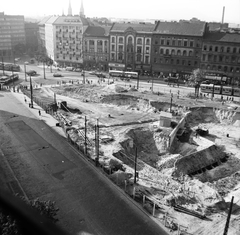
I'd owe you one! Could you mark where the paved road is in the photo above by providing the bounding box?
[0,90,170,235]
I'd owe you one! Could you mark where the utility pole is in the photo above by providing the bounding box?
[24,63,27,81]
[84,116,87,156]
[134,147,137,184]
[2,57,5,75]
[95,119,100,166]
[137,73,139,89]
[170,93,173,113]
[29,75,33,108]
[83,70,85,84]
[11,66,15,90]
[151,77,154,93]
[223,196,234,235]
[43,60,46,79]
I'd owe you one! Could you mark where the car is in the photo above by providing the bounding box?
[53,73,63,77]
[65,67,74,71]
[26,70,37,76]
[95,73,106,78]
[89,71,96,75]
[74,68,82,72]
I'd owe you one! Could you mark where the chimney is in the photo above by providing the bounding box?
[221,6,225,29]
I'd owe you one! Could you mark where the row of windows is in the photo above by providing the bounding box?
[201,64,240,72]
[56,55,81,61]
[154,37,201,48]
[156,48,198,57]
[153,57,198,66]
[87,40,108,46]
[85,49,108,53]
[202,54,240,63]
[203,45,240,53]
[110,45,150,53]
[84,56,108,61]
[111,36,151,45]
[111,53,150,64]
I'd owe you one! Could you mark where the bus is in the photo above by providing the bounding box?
[109,70,138,81]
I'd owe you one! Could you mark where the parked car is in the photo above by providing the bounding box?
[95,73,106,78]
[53,73,63,77]
[65,67,74,71]
[74,68,82,72]
[26,70,37,76]
[89,71,96,75]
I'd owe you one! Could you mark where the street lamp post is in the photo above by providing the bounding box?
[170,93,173,113]
[2,57,5,75]
[29,75,33,108]
[24,62,27,81]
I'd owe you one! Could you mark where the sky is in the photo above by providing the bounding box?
[1,0,240,24]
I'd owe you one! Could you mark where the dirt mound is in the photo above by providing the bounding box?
[100,94,138,106]
[172,145,226,177]
[103,84,128,93]
[233,119,240,127]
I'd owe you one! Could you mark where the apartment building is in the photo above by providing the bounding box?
[0,12,25,58]
[201,31,240,85]
[109,22,155,72]
[151,21,206,77]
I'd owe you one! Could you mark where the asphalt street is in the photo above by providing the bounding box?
[0,90,170,235]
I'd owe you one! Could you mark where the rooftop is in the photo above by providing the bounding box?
[110,22,155,33]
[154,21,206,36]
[84,25,111,37]
[204,31,240,43]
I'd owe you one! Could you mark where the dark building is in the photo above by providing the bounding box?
[83,25,110,71]
[25,22,39,54]
[151,21,206,77]
[200,31,240,86]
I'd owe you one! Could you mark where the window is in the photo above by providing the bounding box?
[220,46,224,52]
[226,47,230,53]
[137,46,142,53]
[127,36,133,44]
[176,59,179,64]
[189,51,192,56]
[219,55,223,62]
[190,41,193,47]
[212,65,216,70]
[236,67,240,72]
[97,40,103,46]
[188,61,191,66]
[177,50,181,56]
[136,54,141,62]
[214,55,217,62]
[225,56,229,62]
[159,59,162,64]
[165,49,169,55]
[182,60,185,65]
[118,53,123,60]
[154,57,157,63]
[209,46,212,51]
[119,37,123,44]
[160,48,164,54]
[161,39,164,45]
[154,48,158,54]
[215,46,218,52]
[171,59,174,64]
[218,65,222,71]
[166,40,170,45]
[137,38,142,44]
[146,46,150,54]
[105,41,107,46]
[145,56,149,64]
[155,40,158,44]
[119,45,123,52]
[111,37,115,43]
[224,66,228,72]
[194,61,198,66]
[172,40,175,46]
[230,67,234,72]
[165,59,169,64]
[208,55,212,61]
[184,40,188,47]
[178,40,181,46]
[203,45,207,51]
[183,50,187,56]
[146,39,150,45]
[111,53,115,60]
[171,49,175,55]
[202,54,206,61]
[232,56,236,63]
[233,48,237,53]
[111,45,115,51]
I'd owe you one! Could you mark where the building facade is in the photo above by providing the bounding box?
[109,22,155,73]
[0,12,25,59]
[200,31,240,85]
[151,21,206,77]
[83,26,110,71]
[25,22,39,54]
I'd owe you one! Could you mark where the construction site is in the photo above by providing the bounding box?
[25,80,240,235]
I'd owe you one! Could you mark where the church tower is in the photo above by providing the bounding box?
[80,0,85,17]
[68,0,72,16]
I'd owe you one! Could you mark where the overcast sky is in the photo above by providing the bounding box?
[1,0,240,24]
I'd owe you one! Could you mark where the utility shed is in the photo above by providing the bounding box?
[159,111,172,127]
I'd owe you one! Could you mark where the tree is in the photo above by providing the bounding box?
[0,195,59,235]
[191,68,205,97]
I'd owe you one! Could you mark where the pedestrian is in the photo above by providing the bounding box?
[24,97,27,103]
[39,110,41,116]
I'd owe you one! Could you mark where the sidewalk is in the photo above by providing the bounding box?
[11,89,66,138]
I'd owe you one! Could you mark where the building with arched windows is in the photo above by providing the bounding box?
[151,21,206,77]
[200,31,240,85]
[108,22,155,73]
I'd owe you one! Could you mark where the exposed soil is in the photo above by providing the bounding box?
[31,82,240,235]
